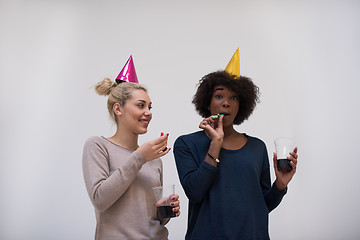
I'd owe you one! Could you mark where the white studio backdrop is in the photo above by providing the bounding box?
[1,0,359,239]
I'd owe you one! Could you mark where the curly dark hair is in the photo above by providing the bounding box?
[192,71,260,125]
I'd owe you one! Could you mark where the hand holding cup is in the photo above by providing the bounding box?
[153,185,180,218]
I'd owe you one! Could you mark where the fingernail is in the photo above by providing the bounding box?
[163,147,167,151]
[171,197,175,200]
[167,133,169,136]
[171,202,174,206]
[161,132,164,136]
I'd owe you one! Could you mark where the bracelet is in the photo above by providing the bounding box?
[207,152,220,163]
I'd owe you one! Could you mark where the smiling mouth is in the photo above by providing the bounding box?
[140,120,150,124]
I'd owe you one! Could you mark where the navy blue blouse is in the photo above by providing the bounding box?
[173,131,287,240]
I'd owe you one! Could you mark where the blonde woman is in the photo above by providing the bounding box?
[82,78,180,240]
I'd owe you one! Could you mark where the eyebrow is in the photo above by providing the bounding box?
[214,87,224,91]
[136,99,152,105]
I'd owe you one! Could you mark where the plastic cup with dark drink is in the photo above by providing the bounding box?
[274,137,294,173]
[152,185,176,218]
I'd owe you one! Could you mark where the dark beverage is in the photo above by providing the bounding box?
[277,159,292,173]
[158,206,176,218]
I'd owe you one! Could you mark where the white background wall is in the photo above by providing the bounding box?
[1,0,359,239]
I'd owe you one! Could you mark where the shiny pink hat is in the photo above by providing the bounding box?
[115,55,139,84]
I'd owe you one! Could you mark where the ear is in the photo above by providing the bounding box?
[113,103,122,117]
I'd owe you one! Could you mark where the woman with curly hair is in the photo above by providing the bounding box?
[173,71,298,240]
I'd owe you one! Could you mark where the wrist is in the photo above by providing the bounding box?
[207,152,220,163]
[210,138,223,148]
[134,150,149,164]
[275,179,287,192]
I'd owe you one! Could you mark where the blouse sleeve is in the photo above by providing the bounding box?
[173,137,218,203]
[82,137,146,212]
[261,146,287,212]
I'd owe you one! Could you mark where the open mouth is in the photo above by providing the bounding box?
[218,113,230,118]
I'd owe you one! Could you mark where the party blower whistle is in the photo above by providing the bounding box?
[211,114,224,119]
[211,113,229,119]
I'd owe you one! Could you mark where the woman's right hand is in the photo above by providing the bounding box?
[136,133,171,162]
[199,115,224,144]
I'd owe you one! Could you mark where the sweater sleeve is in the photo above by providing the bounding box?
[173,136,218,203]
[82,137,146,212]
[260,146,287,212]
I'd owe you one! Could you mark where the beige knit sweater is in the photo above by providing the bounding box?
[82,136,169,240]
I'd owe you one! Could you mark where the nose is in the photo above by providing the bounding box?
[222,99,230,108]
[144,108,152,117]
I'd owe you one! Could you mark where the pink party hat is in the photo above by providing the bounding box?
[116,55,139,83]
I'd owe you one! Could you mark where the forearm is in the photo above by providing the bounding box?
[180,161,218,203]
[174,136,221,203]
[174,146,218,203]
[84,151,146,212]
[204,139,222,167]
[264,182,287,212]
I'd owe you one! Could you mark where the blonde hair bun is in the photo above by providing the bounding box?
[95,78,116,96]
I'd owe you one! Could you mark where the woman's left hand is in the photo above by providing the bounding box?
[155,194,181,217]
[273,147,298,191]
[170,194,180,217]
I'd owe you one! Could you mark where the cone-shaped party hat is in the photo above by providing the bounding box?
[116,55,139,84]
[225,48,240,77]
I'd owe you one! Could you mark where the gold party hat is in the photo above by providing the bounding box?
[225,48,240,77]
